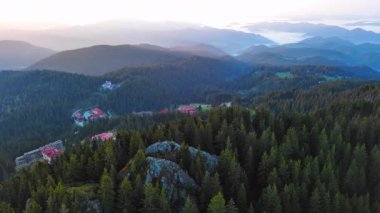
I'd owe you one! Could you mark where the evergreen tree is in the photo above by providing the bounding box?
[130,149,147,176]
[260,184,281,213]
[226,199,239,213]
[0,202,15,213]
[236,184,247,213]
[133,174,145,210]
[208,192,226,213]
[143,183,160,213]
[159,188,171,213]
[309,188,322,213]
[23,199,42,213]
[47,182,65,213]
[200,172,222,211]
[248,203,255,213]
[183,196,199,213]
[104,142,117,170]
[98,169,115,213]
[129,131,145,158]
[117,177,134,212]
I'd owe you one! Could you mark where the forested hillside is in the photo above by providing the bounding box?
[1,97,380,212]
[28,44,187,75]
[0,56,248,174]
[1,60,380,212]
[222,65,380,98]
[0,63,378,175]
[250,81,380,112]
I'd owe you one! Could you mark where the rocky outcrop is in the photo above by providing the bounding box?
[120,141,218,206]
[145,157,197,202]
[145,141,218,171]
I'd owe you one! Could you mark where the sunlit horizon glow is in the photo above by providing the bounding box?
[0,0,380,30]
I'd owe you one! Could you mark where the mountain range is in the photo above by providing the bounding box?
[0,35,379,76]
[238,37,380,70]
[0,40,55,70]
[0,20,274,54]
[245,22,380,44]
[27,43,233,75]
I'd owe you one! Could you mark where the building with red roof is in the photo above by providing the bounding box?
[91,108,105,116]
[91,132,114,142]
[178,105,196,115]
[41,146,62,164]
[160,108,169,114]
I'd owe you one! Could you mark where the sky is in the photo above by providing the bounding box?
[0,0,380,29]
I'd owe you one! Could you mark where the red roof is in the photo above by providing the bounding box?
[178,105,196,115]
[41,146,61,158]
[91,132,114,141]
[92,108,105,116]
[160,108,169,114]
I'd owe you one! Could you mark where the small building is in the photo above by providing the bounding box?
[72,107,109,127]
[190,103,212,111]
[160,108,169,114]
[177,105,196,115]
[91,132,114,142]
[220,102,232,108]
[101,81,115,90]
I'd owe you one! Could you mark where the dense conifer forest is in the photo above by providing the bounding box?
[1,85,380,212]
[1,63,380,212]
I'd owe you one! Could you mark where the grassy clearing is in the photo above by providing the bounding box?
[323,75,342,81]
[275,72,294,79]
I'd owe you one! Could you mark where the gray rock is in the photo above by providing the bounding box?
[145,141,218,171]
[145,157,196,202]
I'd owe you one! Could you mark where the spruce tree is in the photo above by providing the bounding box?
[117,177,134,212]
[143,183,160,213]
[260,184,282,213]
[309,188,322,213]
[23,199,42,213]
[208,192,226,213]
[99,169,115,213]
[183,196,199,213]
[0,202,15,213]
[237,184,247,213]
[226,199,238,213]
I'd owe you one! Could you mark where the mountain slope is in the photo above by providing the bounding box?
[102,56,250,112]
[0,40,55,70]
[222,65,380,98]
[170,43,228,58]
[28,44,190,75]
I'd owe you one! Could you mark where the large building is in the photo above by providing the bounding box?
[15,140,64,171]
[72,107,109,127]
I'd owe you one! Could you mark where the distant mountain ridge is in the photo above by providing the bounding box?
[0,40,55,70]
[238,36,380,70]
[246,22,380,44]
[170,43,228,58]
[0,21,275,54]
[28,44,188,75]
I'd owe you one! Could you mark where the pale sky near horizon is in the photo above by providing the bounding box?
[0,0,379,29]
